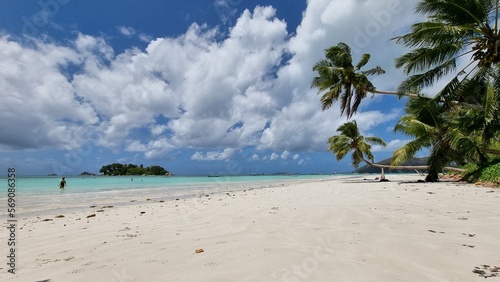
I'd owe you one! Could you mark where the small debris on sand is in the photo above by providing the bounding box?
[473,265,499,278]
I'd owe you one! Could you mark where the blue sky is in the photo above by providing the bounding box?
[0,0,426,176]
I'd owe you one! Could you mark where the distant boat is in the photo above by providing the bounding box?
[207,175,220,177]
[47,173,57,176]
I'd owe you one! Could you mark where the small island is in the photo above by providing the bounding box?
[99,163,171,176]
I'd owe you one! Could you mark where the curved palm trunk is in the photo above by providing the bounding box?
[371,90,483,110]
[361,158,464,181]
[371,89,420,98]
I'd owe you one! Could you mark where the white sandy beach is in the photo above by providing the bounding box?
[1,175,500,282]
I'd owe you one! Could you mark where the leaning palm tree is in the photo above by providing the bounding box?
[392,0,500,177]
[328,120,387,168]
[311,42,407,118]
[328,120,446,180]
[392,97,468,181]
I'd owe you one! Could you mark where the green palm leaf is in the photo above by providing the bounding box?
[327,120,386,168]
[311,42,386,118]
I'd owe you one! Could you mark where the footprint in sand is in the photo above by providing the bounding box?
[143,259,158,263]
[462,233,476,237]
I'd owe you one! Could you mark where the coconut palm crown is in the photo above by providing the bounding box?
[327,120,387,168]
[311,42,386,118]
[393,0,500,104]
[392,96,471,181]
[392,0,500,173]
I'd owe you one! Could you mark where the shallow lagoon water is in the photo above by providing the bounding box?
[1,174,349,216]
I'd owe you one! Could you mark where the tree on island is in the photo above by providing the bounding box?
[99,163,170,176]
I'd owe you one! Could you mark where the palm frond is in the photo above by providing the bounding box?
[319,84,342,111]
[391,137,429,165]
[395,45,462,74]
[365,137,387,147]
[361,66,386,76]
[393,21,470,48]
[397,59,457,93]
[416,0,493,28]
[355,54,370,70]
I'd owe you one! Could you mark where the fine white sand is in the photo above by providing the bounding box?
[1,175,500,281]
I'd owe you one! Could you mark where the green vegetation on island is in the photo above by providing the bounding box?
[312,0,500,184]
[99,163,171,176]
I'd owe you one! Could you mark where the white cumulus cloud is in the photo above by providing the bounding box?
[0,1,422,163]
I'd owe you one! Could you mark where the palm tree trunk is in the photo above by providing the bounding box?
[371,90,419,98]
[361,159,464,173]
[370,90,483,110]
[484,148,500,155]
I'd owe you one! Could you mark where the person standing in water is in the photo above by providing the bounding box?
[59,177,67,189]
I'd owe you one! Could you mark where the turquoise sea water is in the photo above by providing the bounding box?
[0,174,347,215]
[2,175,341,196]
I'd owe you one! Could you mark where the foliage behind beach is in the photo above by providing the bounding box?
[313,0,500,183]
